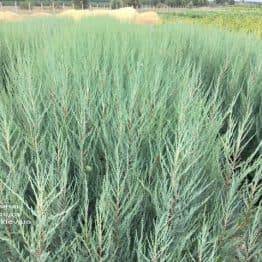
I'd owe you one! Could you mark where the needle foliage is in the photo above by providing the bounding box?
[0,18,261,261]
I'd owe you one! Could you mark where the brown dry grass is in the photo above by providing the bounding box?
[90,9,111,17]
[57,9,90,20]
[0,8,161,25]
[0,11,22,22]
[134,11,161,25]
[111,7,137,22]
[30,12,52,17]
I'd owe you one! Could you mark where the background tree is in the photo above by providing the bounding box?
[165,0,186,7]
[192,0,207,6]
[111,0,123,8]
[73,0,89,9]
[215,0,226,4]
[122,0,140,8]
[216,0,234,4]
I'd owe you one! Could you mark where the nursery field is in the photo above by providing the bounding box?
[0,8,161,24]
[162,6,262,38]
[0,17,261,260]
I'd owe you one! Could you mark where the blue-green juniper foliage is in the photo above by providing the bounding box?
[0,18,261,261]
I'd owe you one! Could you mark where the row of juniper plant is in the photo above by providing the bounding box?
[0,18,261,261]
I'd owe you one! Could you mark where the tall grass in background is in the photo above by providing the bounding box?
[0,18,261,260]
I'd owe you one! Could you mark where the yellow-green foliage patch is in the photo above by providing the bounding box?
[162,6,262,38]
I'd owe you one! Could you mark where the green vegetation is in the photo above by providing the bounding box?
[0,18,261,260]
[111,0,122,9]
[3,0,209,8]
[73,0,90,9]
[162,6,262,38]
